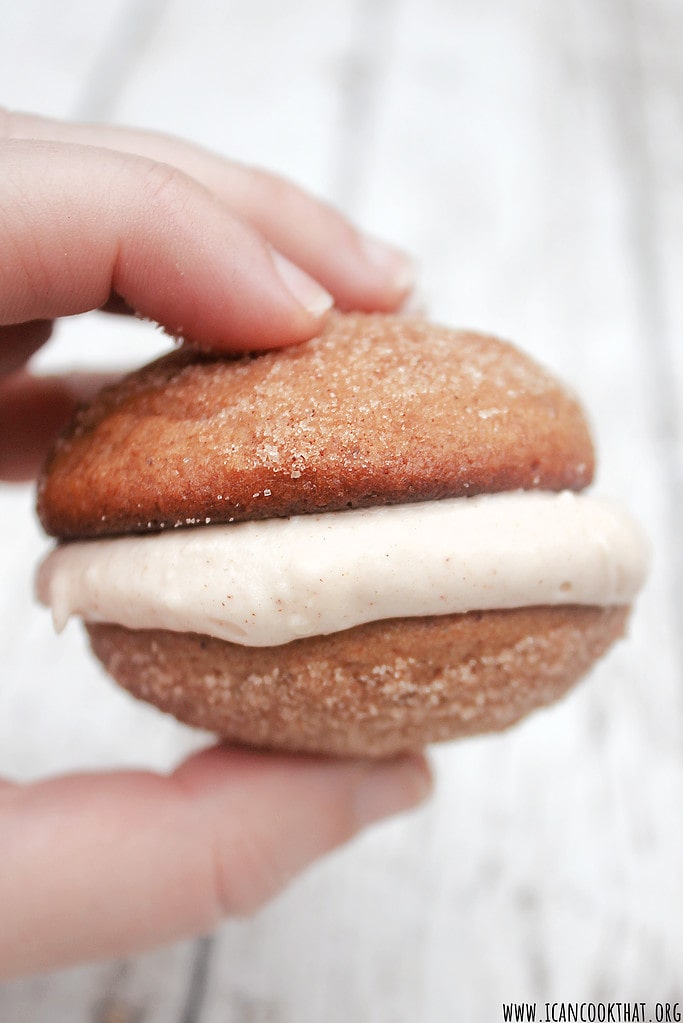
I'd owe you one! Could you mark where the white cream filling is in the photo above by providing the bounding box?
[36,491,649,648]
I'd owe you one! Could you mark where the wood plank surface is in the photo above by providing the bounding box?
[0,0,681,1018]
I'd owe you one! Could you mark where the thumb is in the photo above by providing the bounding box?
[0,746,431,978]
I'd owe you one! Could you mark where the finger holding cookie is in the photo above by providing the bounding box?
[0,111,414,480]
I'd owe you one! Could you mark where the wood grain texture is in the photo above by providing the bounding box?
[0,0,681,1018]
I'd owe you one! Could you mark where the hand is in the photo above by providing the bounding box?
[0,110,428,978]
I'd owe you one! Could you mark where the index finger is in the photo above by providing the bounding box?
[2,109,414,314]
[0,139,333,350]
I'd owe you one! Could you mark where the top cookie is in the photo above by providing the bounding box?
[38,313,594,539]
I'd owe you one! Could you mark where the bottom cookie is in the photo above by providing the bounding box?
[87,605,628,757]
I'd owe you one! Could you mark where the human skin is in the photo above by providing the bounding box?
[0,109,431,978]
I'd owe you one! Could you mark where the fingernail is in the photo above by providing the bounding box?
[272,251,334,318]
[359,236,416,295]
[355,754,433,827]
[397,289,428,317]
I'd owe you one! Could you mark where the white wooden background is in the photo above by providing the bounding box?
[1,0,681,1019]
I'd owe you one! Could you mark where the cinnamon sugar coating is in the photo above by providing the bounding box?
[38,313,594,539]
[86,606,627,757]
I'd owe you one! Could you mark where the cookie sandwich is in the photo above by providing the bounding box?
[36,313,648,756]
